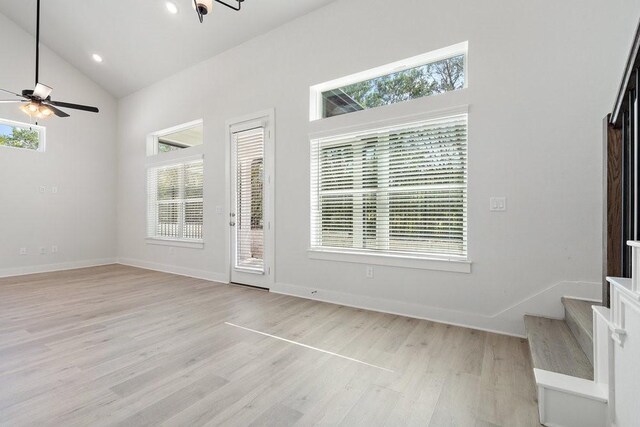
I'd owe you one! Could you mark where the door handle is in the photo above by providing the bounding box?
[229,221,236,226]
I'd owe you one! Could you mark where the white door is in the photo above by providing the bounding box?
[229,112,274,288]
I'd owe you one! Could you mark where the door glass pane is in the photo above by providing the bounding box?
[234,128,264,272]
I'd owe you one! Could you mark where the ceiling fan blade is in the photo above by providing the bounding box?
[0,100,26,103]
[0,88,23,97]
[46,104,70,118]
[47,100,99,113]
[33,83,53,99]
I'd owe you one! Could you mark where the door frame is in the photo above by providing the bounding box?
[225,109,275,288]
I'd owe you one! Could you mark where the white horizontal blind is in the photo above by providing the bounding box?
[147,159,204,241]
[234,128,265,272]
[311,114,467,258]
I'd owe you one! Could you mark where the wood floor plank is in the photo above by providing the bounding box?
[0,265,541,426]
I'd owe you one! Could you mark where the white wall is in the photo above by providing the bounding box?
[0,13,118,276]
[116,0,639,336]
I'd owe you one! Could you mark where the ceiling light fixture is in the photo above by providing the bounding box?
[92,53,103,63]
[193,0,245,23]
[20,101,53,119]
[165,1,179,14]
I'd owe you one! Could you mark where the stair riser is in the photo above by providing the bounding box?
[537,385,607,427]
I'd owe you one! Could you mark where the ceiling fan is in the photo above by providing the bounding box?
[193,0,245,23]
[0,0,99,119]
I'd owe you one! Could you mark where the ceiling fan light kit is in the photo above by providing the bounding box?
[20,102,52,119]
[0,0,99,120]
[193,0,245,23]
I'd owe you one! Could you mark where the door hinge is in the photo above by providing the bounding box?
[268,221,271,230]
[267,267,271,275]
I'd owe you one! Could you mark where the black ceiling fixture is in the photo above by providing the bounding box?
[0,0,99,119]
[193,0,245,23]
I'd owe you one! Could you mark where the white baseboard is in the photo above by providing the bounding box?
[1,255,601,338]
[272,279,602,337]
[0,258,117,279]
[117,257,228,284]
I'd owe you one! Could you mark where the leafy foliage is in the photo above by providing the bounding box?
[0,127,40,150]
[158,142,181,153]
[323,55,465,117]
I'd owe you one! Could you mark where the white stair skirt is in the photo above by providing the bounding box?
[534,369,607,427]
[605,272,640,427]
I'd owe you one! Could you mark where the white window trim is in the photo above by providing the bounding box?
[308,248,471,274]
[309,41,468,121]
[145,238,204,249]
[146,119,203,157]
[0,118,46,152]
[309,105,469,142]
[308,106,470,271]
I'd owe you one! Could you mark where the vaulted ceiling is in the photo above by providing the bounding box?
[0,0,337,98]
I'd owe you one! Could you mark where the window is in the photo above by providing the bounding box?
[0,118,45,151]
[311,113,467,259]
[148,121,203,156]
[310,42,467,120]
[147,159,204,242]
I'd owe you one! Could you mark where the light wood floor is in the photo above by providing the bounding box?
[0,265,541,426]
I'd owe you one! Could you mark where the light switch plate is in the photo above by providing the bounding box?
[490,197,507,212]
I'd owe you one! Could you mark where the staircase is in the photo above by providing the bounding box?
[524,240,640,427]
[525,298,596,379]
[525,298,607,427]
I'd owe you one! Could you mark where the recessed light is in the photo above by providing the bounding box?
[92,53,103,63]
[166,1,178,14]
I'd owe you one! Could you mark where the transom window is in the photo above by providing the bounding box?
[310,113,468,259]
[147,120,203,156]
[310,42,467,120]
[0,118,45,152]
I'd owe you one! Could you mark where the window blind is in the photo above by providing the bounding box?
[311,114,467,258]
[233,128,265,272]
[147,159,204,241]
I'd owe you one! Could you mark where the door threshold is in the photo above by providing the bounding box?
[229,282,270,291]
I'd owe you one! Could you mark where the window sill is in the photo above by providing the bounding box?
[307,249,471,273]
[145,238,204,249]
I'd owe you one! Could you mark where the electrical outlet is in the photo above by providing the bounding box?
[366,266,374,279]
[51,245,58,253]
[490,197,507,212]
[19,247,27,255]
[39,247,46,255]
